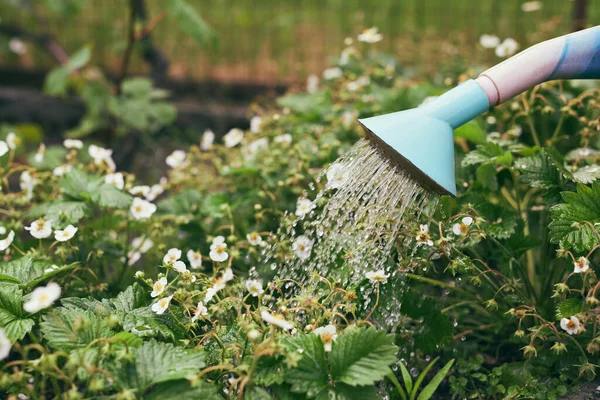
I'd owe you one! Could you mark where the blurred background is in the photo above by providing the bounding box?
[0,0,596,175]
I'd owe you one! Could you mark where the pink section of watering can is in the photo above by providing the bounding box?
[476,25,600,106]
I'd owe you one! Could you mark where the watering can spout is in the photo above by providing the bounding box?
[361,25,600,197]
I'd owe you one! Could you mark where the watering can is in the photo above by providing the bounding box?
[359,26,600,197]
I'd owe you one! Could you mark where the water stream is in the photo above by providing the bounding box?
[263,138,439,325]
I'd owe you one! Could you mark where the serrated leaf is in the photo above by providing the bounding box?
[120,306,185,340]
[0,284,34,340]
[476,164,498,191]
[0,257,61,287]
[330,326,398,386]
[111,283,148,312]
[462,142,511,167]
[283,333,329,396]
[109,339,205,392]
[549,183,600,252]
[158,189,203,215]
[146,380,220,400]
[90,183,133,208]
[60,168,97,199]
[40,307,114,351]
[572,165,600,184]
[556,298,583,320]
[28,201,90,225]
[516,150,560,188]
[244,386,272,400]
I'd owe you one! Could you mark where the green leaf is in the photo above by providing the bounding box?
[0,284,34,340]
[121,77,153,98]
[476,164,498,191]
[244,386,272,400]
[572,165,600,184]
[283,333,329,396]
[549,183,600,252]
[90,183,133,208]
[516,150,561,188]
[330,326,398,386]
[146,380,220,400]
[556,298,583,320]
[111,283,148,312]
[28,201,91,225]
[120,306,185,340]
[28,146,68,171]
[109,339,205,392]
[43,46,91,96]
[454,121,486,144]
[400,294,453,354]
[325,383,380,399]
[166,0,215,45]
[158,189,203,215]
[0,257,61,287]
[277,92,332,117]
[462,143,511,167]
[40,307,114,351]
[399,362,413,395]
[416,359,454,400]
[60,168,97,199]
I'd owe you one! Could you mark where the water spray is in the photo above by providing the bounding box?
[359,26,600,197]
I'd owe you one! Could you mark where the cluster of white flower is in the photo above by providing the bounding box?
[205,267,234,303]
[292,235,313,260]
[130,197,157,220]
[573,256,590,274]
[479,34,519,57]
[313,324,338,352]
[416,224,434,247]
[366,269,390,284]
[452,216,473,236]
[166,150,187,168]
[326,163,350,189]
[224,128,244,148]
[246,232,264,247]
[22,220,78,242]
[209,236,229,262]
[245,279,264,297]
[357,27,382,44]
[295,198,315,218]
[261,310,293,331]
[89,144,116,172]
[127,236,153,266]
[24,283,61,313]
[560,316,583,335]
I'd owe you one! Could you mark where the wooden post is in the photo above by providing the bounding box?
[572,0,589,32]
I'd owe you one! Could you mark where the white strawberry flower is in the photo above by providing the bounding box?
[187,250,202,269]
[358,27,383,43]
[366,269,390,284]
[495,38,519,57]
[151,295,173,315]
[453,217,474,235]
[151,277,167,298]
[6,132,19,149]
[479,34,500,48]
[104,173,124,190]
[323,67,343,80]
[221,267,234,285]
[52,165,72,176]
[243,138,269,160]
[20,171,38,201]
[145,184,164,201]
[63,139,83,149]
[130,197,156,220]
[131,237,153,254]
[166,150,186,168]
[25,219,52,239]
[313,324,338,352]
[261,310,293,331]
[191,302,208,322]
[292,235,313,261]
[560,316,582,335]
[163,248,182,265]
[172,260,188,273]
[209,236,229,262]
[273,134,292,145]
[0,328,10,360]
[129,185,151,196]
[521,1,542,12]
[204,286,218,303]
[250,116,262,133]
[127,251,141,266]
[0,141,8,157]
[201,129,215,151]
[416,224,434,247]
[54,224,78,242]
[245,279,264,297]
[0,231,15,251]
[88,145,116,172]
[23,283,61,313]
[295,198,315,217]
[34,143,45,163]
[574,257,590,274]
[326,163,349,189]
[224,128,244,148]
[246,232,263,246]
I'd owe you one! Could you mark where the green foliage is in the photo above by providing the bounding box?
[60,168,132,208]
[549,182,600,252]
[0,284,34,340]
[44,46,91,96]
[107,339,205,393]
[517,150,561,189]
[40,307,114,351]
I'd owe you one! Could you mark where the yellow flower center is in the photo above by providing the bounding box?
[135,205,142,212]
[321,333,333,343]
[567,320,577,329]
[39,293,49,302]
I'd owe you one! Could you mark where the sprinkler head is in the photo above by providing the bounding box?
[359,79,490,197]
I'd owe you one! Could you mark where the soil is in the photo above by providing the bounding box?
[562,382,600,399]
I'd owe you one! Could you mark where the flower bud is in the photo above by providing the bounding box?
[585,296,600,307]
[514,329,525,338]
[134,271,144,279]
[551,342,567,355]
[247,329,261,342]
[579,363,596,380]
[254,204,262,211]
[587,341,600,355]
[522,344,537,358]
[485,299,498,310]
